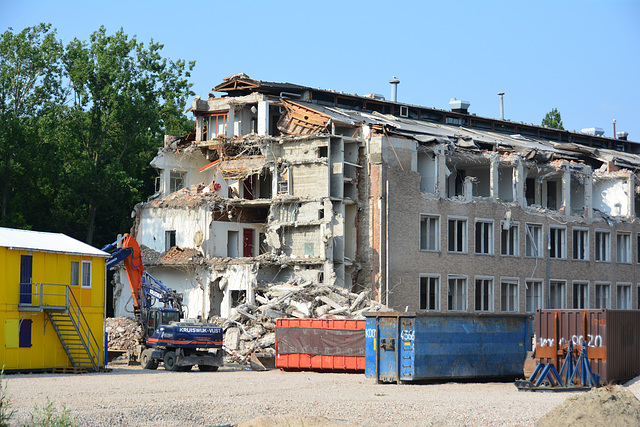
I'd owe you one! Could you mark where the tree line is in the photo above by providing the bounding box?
[0,24,195,247]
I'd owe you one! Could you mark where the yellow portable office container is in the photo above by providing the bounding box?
[0,227,108,372]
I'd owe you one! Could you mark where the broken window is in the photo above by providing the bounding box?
[420,276,440,311]
[420,215,439,252]
[572,282,588,309]
[501,223,519,257]
[447,276,467,311]
[573,228,589,260]
[231,290,246,308]
[525,178,536,206]
[500,279,518,312]
[616,284,632,309]
[165,230,176,252]
[227,230,239,258]
[417,151,436,194]
[526,280,543,312]
[616,232,631,264]
[259,233,268,255]
[277,164,290,195]
[170,171,186,193]
[207,113,228,139]
[475,220,493,255]
[475,278,493,312]
[318,146,328,158]
[448,169,466,198]
[546,180,559,210]
[525,224,542,258]
[595,283,610,309]
[549,227,566,259]
[498,166,514,202]
[448,218,467,253]
[549,280,567,309]
[595,231,610,262]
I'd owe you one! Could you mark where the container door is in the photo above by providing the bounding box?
[19,255,32,304]
[399,317,415,381]
[378,316,398,383]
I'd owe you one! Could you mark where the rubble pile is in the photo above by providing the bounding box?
[222,279,390,364]
[106,317,141,351]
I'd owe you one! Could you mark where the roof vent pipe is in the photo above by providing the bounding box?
[449,98,470,114]
[617,131,628,141]
[389,76,399,102]
[498,92,505,120]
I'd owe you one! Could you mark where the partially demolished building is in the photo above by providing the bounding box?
[113,73,640,320]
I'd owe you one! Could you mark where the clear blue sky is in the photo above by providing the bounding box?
[2,0,639,141]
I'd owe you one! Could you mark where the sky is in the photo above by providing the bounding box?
[2,0,639,141]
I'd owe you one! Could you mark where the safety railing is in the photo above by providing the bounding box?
[18,282,100,370]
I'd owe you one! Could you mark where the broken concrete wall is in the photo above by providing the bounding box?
[150,148,212,198]
[137,206,209,253]
[593,175,632,217]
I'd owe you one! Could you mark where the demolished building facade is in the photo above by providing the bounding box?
[113,73,640,321]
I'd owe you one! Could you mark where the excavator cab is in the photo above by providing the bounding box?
[146,307,181,339]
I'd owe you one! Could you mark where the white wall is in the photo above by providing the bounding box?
[594,178,631,216]
[138,206,210,253]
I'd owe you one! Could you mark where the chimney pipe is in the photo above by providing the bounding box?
[389,76,400,102]
[613,119,616,139]
[498,92,505,120]
[617,131,628,141]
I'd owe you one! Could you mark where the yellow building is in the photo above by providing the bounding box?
[0,227,108,372]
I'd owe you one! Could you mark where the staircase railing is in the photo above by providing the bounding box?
[19,282,101,370]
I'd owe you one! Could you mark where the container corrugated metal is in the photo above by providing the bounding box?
[536,309,640,384]
[365,312,532,383]
[275,318,365,372]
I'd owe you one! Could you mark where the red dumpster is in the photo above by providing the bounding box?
[275,318,365,372]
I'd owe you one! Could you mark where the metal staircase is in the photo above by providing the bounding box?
[19,283,100,371]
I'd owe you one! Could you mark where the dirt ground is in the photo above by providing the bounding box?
[4,363,640,426]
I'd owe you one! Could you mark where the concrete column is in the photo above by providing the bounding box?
[464,177,474,202]
[628,175,635,218]
[490,153,499,201]
[436,146,447,198]
[585,171,593,219]
[195,116,203,142]
[225,107,235,139]
[257,101,269,136]
[514,159,525,206]
[562,164,571,215]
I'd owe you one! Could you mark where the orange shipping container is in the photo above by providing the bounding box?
[275,318,365,372]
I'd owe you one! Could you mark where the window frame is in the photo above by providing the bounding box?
[549,226,567,259]
[474,276,494,312]
[419,274,440,311]
[595,230,610,262]
[572,228,589,261]
[70,261,80,287]
[165,230,176,252]
[500,221,519,257]
[525,279,544,313]
[420,214,440,252]
[616,282,632,309]
[500,277,519,313]
[447,217,468,254]
[447,275,468,312]
[616,231,631,264]
[595,282,611,309]
[169,170,186,193]
[81,260,92,289]
[572,281,589,309]
[525,223,543,258]
[549,280,567,309]
[474,219,494,255]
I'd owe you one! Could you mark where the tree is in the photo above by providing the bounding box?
[55,26,195,244]
[542,108,564,130]
[0,24,64,227]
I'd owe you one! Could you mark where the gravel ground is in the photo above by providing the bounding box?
[4,364,640,426]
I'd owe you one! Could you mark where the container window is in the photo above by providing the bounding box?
[475,220,493,255]
[572,282,588,309]
[550,227,566,259]
[525,280,543,312]
[81,260,92,288]
[501,223,519,257]
[420,215,439,251]
[500,280,518,312]
[549,280,567,309]
[616,232,631,264]
[573,229,589,260]
[595,231,610,262]
[448,218,467,253]
[419,276,440,311]
[475,278,493,311]
[595,283,610,309]
[447,276,467,311]
[70,261,80,286]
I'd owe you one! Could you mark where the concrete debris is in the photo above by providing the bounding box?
[106,317,142,351]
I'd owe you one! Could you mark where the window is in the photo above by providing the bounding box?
[420,215,439,251]
[448,218,467,253]
[420,276,440,311]
[525,224,542,258]
[207,113,228,138]
[549,227,566,259]
[475,220,493,255]
[277,164,290,195]
[526,280,543,312]
[501,223,519,256]
[573,229,589,260]
[595,283,611,309]
[169,171,186,193]
[638,235,640,263]
[475,277,493,312]
[501,279,518,312]
[617,284,632,309]
[595,231,610,262]
[70,261,79,286]
[572,282,588,309]
[549,280,567,309]
[165,230,176,252]
[81,261,92,288]
[617,232,631,263]
[448,276,467,311]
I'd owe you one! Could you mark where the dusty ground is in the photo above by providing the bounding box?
[4,363,640,427]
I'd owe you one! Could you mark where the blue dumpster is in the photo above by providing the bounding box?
[365,312,532,383]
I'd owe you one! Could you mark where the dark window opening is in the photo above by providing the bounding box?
[311,92,336,106]
[365,102,390,114]
[165,230,176,252]
[231,290,246,308]
[525,178,535,206]
[336,97,363,110]
[318,146,328,158]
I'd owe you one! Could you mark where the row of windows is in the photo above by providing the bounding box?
[420,215,638,263]
[419,276,637,312]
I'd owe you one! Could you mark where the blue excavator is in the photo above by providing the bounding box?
[103,234,223,371]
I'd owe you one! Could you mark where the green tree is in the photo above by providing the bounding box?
[542,108,564,130]
[54,26,195,244]
[0,24,64,228]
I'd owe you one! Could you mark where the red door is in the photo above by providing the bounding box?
[243,229,254,257]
